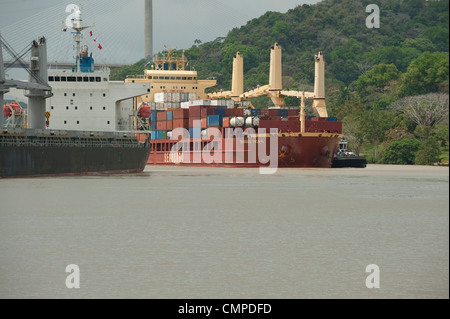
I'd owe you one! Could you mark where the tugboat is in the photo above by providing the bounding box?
[332,138,367,168]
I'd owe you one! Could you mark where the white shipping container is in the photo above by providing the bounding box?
[180,93,189,102]
[192,99,211,106]
[172,93,181,103]
[188,93,197,101]
[181,102,190,109]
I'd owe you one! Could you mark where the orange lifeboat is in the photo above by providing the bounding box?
[3,102,22,117]
[138,103,151,119]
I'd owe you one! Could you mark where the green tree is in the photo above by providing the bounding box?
[415,138,441,165]
[381,138,422,165]
[398,52,449,97]
[354,63,400,98]
[361,110,395,161]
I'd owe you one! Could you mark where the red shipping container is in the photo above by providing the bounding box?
[201,118,207,129]
[166,120,173,131]
[157,111,167,122]
[288,109,299,116]
[224,109,234,116]
[222,117,230,128]
[189,117,201,128]
[268,109,279,116]
[233,109,244,116]
[173,119,190,129]
[201,108,216,118]
[173,109,189,120]
[189,106,203,117]
[157,121,167,131]
[260,109,270,117]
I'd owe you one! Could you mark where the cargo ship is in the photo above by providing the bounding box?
[128,44,343,168]
[0,7,150,178]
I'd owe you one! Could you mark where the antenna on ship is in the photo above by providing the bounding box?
[63,5,94,73]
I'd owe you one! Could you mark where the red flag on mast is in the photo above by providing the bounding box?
[98,44,103,50]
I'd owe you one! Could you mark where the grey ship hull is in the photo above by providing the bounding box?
[0,130,151,178]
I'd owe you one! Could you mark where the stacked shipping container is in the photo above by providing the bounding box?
[148,102,342,140]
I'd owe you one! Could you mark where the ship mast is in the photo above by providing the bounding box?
[65,6,93,73]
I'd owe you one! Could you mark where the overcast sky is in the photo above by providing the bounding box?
[1,0,321,65]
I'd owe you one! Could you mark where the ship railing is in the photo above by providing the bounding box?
[0,134,145,148]
[47,64,111,73]
[126,75,147,79]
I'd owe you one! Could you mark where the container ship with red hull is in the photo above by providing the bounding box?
[128,43,343,168]
[136,104,342,168]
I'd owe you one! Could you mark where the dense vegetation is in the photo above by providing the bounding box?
[112,0,449,165]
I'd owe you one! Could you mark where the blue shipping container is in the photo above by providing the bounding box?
[189,127,201,139]
[207,115,223,127]
[151,131,156,140]
[167,111,173,121]
[328,117,338,122]
[215,107,226,116]
[251,109,261,116]
[151,110,158,122]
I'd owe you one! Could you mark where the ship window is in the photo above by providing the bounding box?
[194,77,197,80]
[75,106,78,110]
[170,77,175,80]
[77,77,82,82]
[51,106,54,110]
[90,106,93,110]
[107,121,110,125]
[103,93,106,97]
[188,77,192,81]
[103,78,108,81]
[83,77,88,82]
[176,77,181,80]
[61,77,67,82]
[66,106,69,110]
[96,77,101,82]
[103,107,106,110]
[73,93,76,97]
[77,121,80,124]
[64,121,67,124]
[55,76,60,82]
[90,77,95,82]
[182,77,187,80]
[165,77,169,80]
[48,76,54,81]
[68,77,76,82]
[64,93,67,96]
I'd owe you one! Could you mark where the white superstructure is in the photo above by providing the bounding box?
[45,6,149,132]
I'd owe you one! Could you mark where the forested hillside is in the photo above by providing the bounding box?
[112,0,449,164]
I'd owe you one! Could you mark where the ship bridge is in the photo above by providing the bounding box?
[126,49,216,103]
